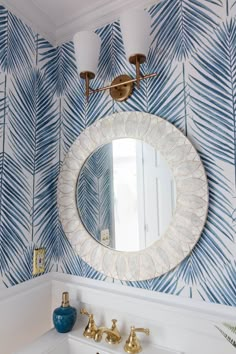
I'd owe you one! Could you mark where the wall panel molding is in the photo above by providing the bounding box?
[1,273,235,354]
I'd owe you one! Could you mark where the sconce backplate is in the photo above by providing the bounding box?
[110,74,133,102]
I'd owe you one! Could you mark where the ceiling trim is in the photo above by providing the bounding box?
[0,0,56,44]
[0,0,158,46]
[55,0,159,45]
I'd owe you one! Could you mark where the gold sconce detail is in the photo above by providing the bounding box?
[73,9,157,102]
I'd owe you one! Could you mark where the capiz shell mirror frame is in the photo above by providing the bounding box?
[57,112,208,281]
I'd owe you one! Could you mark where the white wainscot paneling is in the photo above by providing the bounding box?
[51,273,236,354]
[1,273,236,354]
[0,275,52,354]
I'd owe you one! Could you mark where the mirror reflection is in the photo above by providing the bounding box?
[76,138,176,252]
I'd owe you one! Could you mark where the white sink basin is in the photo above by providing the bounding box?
[48,337,111,354]
[48,336,181,354]
[15,328,183,354]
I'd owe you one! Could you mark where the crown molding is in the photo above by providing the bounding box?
[0,0,56,44]
[55,0,159,45]
[0,0,159,46]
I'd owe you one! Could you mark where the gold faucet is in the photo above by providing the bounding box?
[80,308,97,339]
[124,326,150,353]
[94,319,121,344]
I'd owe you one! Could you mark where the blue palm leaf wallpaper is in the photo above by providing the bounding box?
[0,6,35,73]
[0,0,235,306]
[77,144,113,242]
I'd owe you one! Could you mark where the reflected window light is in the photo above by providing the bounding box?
[112,139,140,251]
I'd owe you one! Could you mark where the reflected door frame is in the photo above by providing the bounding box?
[137,142,175,248]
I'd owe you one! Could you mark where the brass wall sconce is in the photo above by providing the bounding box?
[73,9,157,102]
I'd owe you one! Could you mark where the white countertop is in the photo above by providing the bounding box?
[15,324,183,354]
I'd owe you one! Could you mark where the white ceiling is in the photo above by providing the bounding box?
[0,0,158,45]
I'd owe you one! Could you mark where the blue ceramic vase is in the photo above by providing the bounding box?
[53,292,77,333]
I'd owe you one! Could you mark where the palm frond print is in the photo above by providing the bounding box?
[0,6,35,73]
[0,1,236,308]
[150,0,221,61]
[190,19,236,167]
[0,153,29,274]
[77,144,113,241]
[40,42,77,96]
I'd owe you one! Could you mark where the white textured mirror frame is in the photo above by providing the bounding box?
[57,112,208,281]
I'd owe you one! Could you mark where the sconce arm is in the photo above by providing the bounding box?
[90,73,157,95]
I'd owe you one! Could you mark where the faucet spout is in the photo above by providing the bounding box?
[94,327,113,342]
[94,320,121,344]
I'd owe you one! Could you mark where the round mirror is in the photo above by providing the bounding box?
[76,138,176,251]
[58,112,208,281]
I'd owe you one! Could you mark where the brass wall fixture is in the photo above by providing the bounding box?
[124,326,150,353]
[73,9,157,102]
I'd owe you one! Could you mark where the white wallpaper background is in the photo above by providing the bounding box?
[0,1,235,306]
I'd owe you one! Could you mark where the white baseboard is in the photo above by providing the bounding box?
[1,273,235,354]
